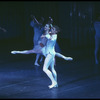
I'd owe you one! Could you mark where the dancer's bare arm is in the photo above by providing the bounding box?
[31,15,40,24]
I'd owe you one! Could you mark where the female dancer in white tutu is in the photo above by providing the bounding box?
[11,24,73,61]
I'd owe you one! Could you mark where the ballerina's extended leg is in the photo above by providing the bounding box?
[11,50,37,54]
[55,52,73,61]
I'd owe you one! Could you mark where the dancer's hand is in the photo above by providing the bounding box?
[49,16,53,23]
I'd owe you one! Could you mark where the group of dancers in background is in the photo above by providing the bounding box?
[11,16,73,89]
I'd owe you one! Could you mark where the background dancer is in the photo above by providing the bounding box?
[30,15,44,66]
[94,14,100,64]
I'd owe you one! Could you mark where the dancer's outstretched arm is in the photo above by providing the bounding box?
[55,52,73,61]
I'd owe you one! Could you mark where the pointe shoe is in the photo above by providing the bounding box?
[34,63,40,66]
[11,51,17,54]
[65,57,73,61]
[48,83,58,89]
[11,51,20,54]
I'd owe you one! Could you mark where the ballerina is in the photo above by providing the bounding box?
[11,24,73,61]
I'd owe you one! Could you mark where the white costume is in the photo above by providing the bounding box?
[32,36,47,53]
[42,34,57,57]
[42,33,58,89]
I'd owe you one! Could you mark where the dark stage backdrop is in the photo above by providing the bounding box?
[0,1,100,50]
[0,1,25,39]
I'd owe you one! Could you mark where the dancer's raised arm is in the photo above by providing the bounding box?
[31,15,40,24]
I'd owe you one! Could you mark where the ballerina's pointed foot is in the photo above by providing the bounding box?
[11,51,19,54]
[34,63,40,66]
[65,57,73,61]
[48,83,58,89]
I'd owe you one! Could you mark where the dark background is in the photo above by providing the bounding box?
[1,2,100,98]
[0,1,100,55]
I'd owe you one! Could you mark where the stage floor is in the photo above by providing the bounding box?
[0,48,100,99]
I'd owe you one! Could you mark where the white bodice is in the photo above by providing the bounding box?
[42,34,57,57]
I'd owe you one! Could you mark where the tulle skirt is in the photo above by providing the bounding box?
[32,44,46,54]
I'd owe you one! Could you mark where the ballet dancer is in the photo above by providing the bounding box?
[94,15,100,64]
[41,24,58,89]
[30,15,44,66]
[41,24,72,88]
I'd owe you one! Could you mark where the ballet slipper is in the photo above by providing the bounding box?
[11,51,17,54]
[48,83,58,89]
[34,63,40,66]
[11,51,20,54]
[65,57,73,61]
